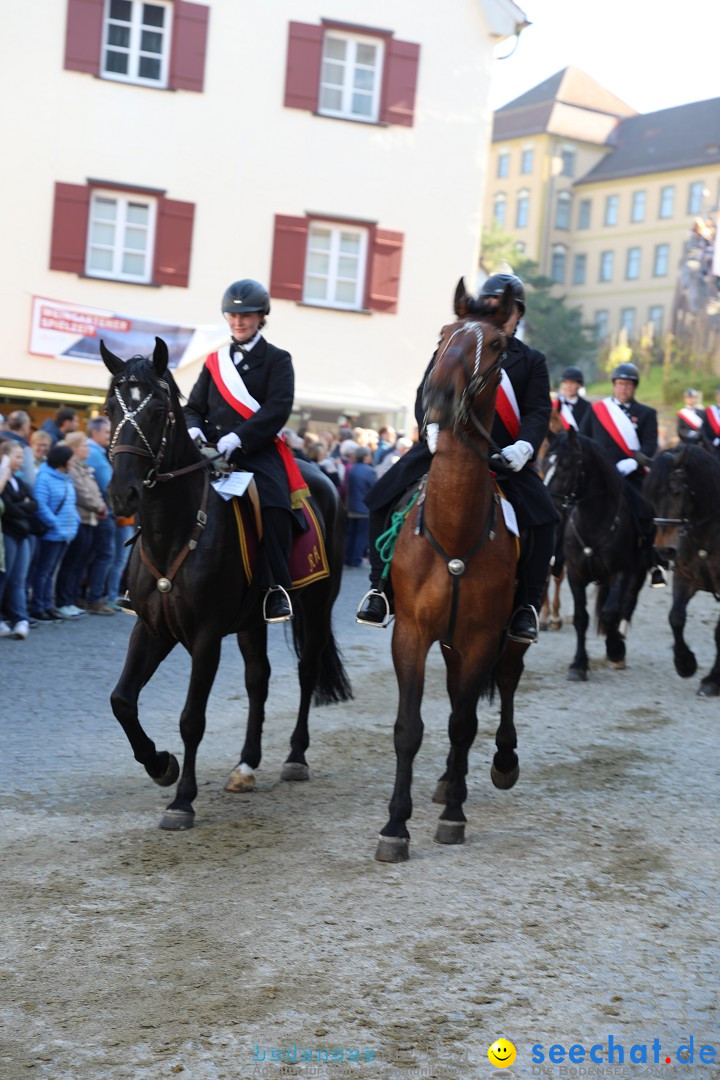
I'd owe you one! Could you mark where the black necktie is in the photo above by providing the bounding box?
[230,341,247,362]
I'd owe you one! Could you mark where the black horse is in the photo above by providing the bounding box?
[645,444,720,696]
[101,338,351,829]
[545,427,650,680]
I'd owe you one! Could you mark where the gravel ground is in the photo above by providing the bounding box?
[1,567,718,1079]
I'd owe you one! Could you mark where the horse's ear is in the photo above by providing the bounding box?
[99,339,125,377]
[152,337,169,376]
[454,277,471,317]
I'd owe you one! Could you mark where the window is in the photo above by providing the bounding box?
[560,148,575,177]
[620,308,636,337]
[687,181,705,215]
[64,0,208,92]
[497,152,510,179]
[49,181,195,287]
[521,147,534,174]
[659,185,675,219]
[578,199,591,229]
[625,247,641,280]
[604,195,619,226]
[631,191,646,223]
[648,305,664,335]
[493,193,507,228]
[551,245,566,284]
[599,251,614,282]
[572,254,587,285]
[515,190,529,229]
[319,32,383,122]
[653,243,670,276]
[270,214,403,314]
[86,191,156,282]
[595,310,609,341]
[555,191,571,230]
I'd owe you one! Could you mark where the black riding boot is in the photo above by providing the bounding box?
[356,505,392,626]
[261,508,294,622]
[508,521,556,644]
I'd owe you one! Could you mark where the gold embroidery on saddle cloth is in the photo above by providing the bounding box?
[231,496,330,589]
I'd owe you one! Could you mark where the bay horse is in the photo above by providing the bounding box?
[100,338,351,830]
[545,427,650,680]
[645,444,720,696]
[375,284,530,863]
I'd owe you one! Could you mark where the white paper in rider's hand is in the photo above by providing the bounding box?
[212,471,254,500]
[499,495,519,537]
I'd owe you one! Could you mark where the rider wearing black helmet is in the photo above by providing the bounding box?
[356,271,558,644]
[185,279,302,622]
[676,388,704,444]
[555,364,591,430]
[579,361,666,586]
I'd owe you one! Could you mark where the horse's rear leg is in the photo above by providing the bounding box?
[568,569,590,680]
[491,639,527,789]
[282,595,328,783]
[376,627,427,863]
[161,636,222,830]
[698,611,720,697]
[110,620,179,786]
[224,624,270,793]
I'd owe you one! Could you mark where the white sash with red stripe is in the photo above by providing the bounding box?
[677,407,703,430]
[496,369,520,440]
[706,406,720,436]
[210,345,262,419]
[592,397,640,455]
[558,399,578,431]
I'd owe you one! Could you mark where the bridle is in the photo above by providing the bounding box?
[550,438,621,574]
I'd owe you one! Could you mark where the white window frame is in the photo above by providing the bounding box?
[302,220,369,311]
[560,147,575,177]
[625,247,641,280]
[497,152,510,179]
[648,305,664,335]
[595,310,609,341]
[102,0,173,88]
[555,191,571,230]
[550,244,566,284]
[599,251,614,283]
[578,199,591,230]
[653,243,670,277]
[620,307,636,337]
[85,190,157,284]
[493,193,507,228]
[659,185,675,219]
[687,181,704,215]
[604,194,619,226]
[572,253,587,285]
[318,31,384,123]
[631,191,646,223]
[520,146,534,175]
[515,189,529,229]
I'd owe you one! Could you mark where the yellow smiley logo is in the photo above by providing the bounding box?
[488,1039,517,1068]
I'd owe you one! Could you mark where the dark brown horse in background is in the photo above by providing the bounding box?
[101,338,351,829]
[375,283,530,863]
[645,444,720,696]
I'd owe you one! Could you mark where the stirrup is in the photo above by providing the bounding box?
[356,589,392,628]
[649,566,667,589]
[263,585,293,623]
[506,604,539,644]
[115,591,137,615]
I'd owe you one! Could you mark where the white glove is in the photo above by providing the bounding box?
[500,440,533,472]
[426,422,439,454]
[187,427,206,444]
[616,457,639,476]
[217,432,242,459]
[714,438,720,448]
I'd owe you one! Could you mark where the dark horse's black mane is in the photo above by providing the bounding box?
[645,444,720,504]
[554,430,622,490]
[110,353,184,402]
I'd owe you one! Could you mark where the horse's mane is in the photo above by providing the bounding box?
[462,295,506,322]
[114,355,186,406]
[646,444,720,504]
[565,431,624,492]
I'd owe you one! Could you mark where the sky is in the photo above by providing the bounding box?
[489,0,720,114]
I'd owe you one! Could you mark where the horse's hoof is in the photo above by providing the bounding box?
[697,681,720,698]
[550,617,563,631]
[281,761,310,782]
[153,753,180,788]
[159,808,194,830]
[375,835,409,863]
[224,768,255,793]
[434,820,466,845]
[491,763,519,789]
[567,667,587,682]
[609,659,626,670]
[432,780,448,804]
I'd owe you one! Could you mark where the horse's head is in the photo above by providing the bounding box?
[101,337,196,515]
[644,447,689,558]
[544,427,585,509]
[422,279,514,433]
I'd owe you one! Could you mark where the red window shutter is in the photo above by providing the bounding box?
[64,0,103,75]
[284,22,323,111]
[367,229,403,314]
[270,215,309,301]
[169,2,209,92]
[380,39,420,127]
[49,183,90,274]
[153,198,195,287]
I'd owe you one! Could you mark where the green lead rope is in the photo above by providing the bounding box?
[375,489,421,582]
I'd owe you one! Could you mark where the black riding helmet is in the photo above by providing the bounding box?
[611,362,640,384]
[221,279,271,316]
[561,365,584,384]
[479,272,526,314]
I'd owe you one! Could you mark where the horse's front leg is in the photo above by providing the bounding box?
[110,620,179,786]
[490,637,528,789]
[669,576,697,679]
[161,634,222,830]
[567,567,590,681]
[698,608,720,697]
[224,623,270,793]
[551,572,563,629]
[375,624,428,863]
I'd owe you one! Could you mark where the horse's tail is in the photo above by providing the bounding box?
[291,607,353,705]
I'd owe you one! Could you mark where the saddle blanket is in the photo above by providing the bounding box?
[232,496,330,589]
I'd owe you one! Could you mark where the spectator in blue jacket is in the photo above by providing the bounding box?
[30,443,79,620]
[40,407,78,445]
[344,447,377,569]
